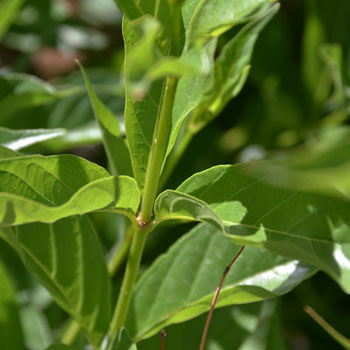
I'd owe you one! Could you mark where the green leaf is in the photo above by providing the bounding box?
[139,300,286,350]
[198,3,279,118]
[0,259,24,350]
[161,162,350,292]
[165,3,278,159]
[0,0,25,40]
[114,0,142,19]
[10,215,111,345]
[0,154,140,226]
[187,0,271,47]
[165,39,217,158]
[78,62,133,177]
[116,0,183,55]
[108,328,137,350]
[125,223,315,340]
[0,127,66,151]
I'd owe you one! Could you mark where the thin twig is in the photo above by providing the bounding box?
[161,329,167,350]
[200,246,246,350]
[304,305,350,349]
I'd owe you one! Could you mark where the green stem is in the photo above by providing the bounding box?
[108,225,134,276]
[107,75,178,342]
[141,76,178,223]
[108,226,148,337]
[304,306,350,349]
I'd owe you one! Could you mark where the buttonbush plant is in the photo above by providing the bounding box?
[0,0,350,349]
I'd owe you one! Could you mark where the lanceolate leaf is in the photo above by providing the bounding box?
[199,3,279,117]
[78,63,133,177]
[165,2,278,159]
[8,216,111,345]
[165,39,217,158]
[156,162,350,292]
[116,0,184,55]
[0,127,66,151]
[125,223,315,340]
[0,154,140,226]
[0,260,24,350]
[187,0,271,47]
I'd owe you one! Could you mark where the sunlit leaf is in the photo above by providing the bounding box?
[156,162,350,292]
[0,154,140,226]
[126,223,315,340]
[0,127,65,151]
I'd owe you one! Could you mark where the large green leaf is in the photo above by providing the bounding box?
[8,215,111,345]
[125,223,315,340]
[139,300,286,350]
[0,154,140,226]
[156,162,350,292]
[0,259,24,350]
[0,127,65,151]
[79,63,133,177]
[0,0,24,40]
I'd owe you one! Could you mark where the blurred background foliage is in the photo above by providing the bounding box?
[0,0,349,349]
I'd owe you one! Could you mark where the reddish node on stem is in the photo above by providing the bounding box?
[136,212,149,228]
[199,245,246,350]
[161,329,167,350]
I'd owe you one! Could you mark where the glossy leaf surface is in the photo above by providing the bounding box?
[0,127,65,151]
[126,223,315,340]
